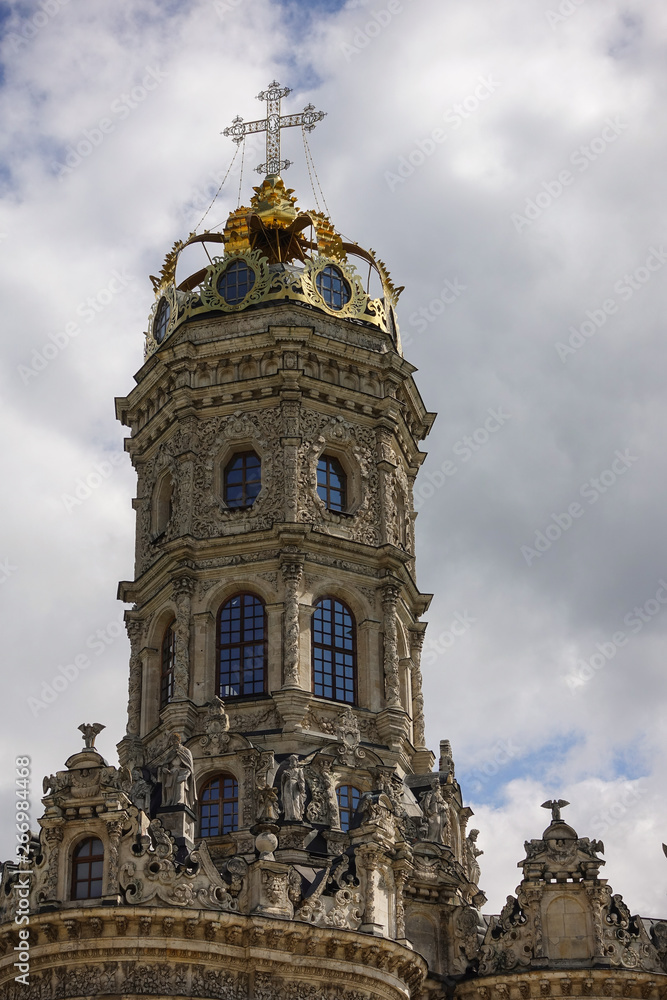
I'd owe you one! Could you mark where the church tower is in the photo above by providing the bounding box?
[3,81,667,1000]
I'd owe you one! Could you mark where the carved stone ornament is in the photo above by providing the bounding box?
[120,829,240,910]
[199,697,231,756]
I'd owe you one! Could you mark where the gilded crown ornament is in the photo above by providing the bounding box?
[145,83,403,357]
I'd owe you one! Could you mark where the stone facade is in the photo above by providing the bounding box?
[2,153,666,1000]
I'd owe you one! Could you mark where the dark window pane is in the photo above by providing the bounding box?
[217,260,256,305]
[218,594,266,699]
[71,838,104,900]
[153,298,171,344]
[224,451,262,508]
[200,774,238,837]
[312,598,356,704]
[316,265,351,311]
[316,456,347,512]
[337,785,361,832]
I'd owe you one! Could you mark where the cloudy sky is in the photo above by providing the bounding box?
[1,0,666,915]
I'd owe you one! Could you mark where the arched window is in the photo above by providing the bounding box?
[223,451,261,508]
[153,472,173,535]
[160,620,176,709]
[217,259,255,305]
[153,297,170,344]
[317,455,347,512]
[71,837,104,900]
[200,774,238,836]
[316,264,351,311]
[312,597,356,704]
[336,785,361,832]
[218,594,266,699]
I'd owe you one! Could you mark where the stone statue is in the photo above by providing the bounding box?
[130,767,153,815]
[465,828,483,885]
[281,755,306,822]
[78,722,105,749]
[159,734,195,811]
[256,784,280,822]
[541,798,569,822]
[420,781,449,844]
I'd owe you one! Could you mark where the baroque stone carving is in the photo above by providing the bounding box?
[297,412,380,545]
[281,560,303,687]
[281,755,306,821]
[200,697,231,756]
[158,734,195,809]
[381,584,401,708]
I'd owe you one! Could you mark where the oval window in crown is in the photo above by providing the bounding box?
[153,297,171,344]
[316,264,351,311]
[217,259,256,305]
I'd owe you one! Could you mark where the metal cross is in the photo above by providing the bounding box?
[223,81,326,175]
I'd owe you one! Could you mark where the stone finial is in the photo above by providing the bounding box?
[78,722,105,749]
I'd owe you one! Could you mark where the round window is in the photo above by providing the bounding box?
[316,265,351,311]
[217,259,255,305]
[153,298,171,344]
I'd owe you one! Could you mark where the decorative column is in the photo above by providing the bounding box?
[125,619,143,738]
[376,425,398,546]
[38,826,63,904]
[280,395,300,523]
[521,886,545,962]
[381,583,402,708]
[281,560,303,688]
[409,628,426,747]
[356,843,385,935]
[393,861,412,945]
[105,820,122,898]
[173,575,194,700]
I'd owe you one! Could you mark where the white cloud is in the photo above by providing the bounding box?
[2,0,667,916]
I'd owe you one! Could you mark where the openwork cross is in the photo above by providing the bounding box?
[223,81,326,175]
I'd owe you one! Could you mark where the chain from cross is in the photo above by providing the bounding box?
[223,81,326,176]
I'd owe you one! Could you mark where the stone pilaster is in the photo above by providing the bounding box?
[281,559,304,688]
[173,575,194,700]
[125,619,143,738]
[381,583,402,708]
